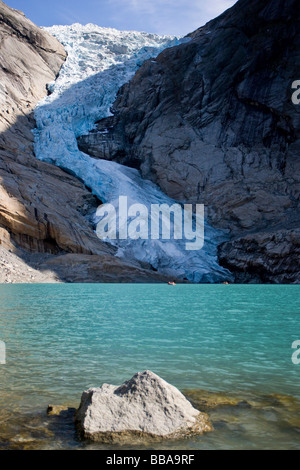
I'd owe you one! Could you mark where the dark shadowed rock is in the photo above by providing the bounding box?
[219,228,300,283]
[75,371,212,443]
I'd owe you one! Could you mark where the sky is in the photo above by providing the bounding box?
[5,0,237,36]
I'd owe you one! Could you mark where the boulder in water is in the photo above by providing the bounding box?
[75,370,212,443]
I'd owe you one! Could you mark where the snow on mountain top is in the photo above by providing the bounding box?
[44,24,181,85]
[46,22,178,40]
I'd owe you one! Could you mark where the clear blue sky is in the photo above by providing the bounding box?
[5,0,237,36]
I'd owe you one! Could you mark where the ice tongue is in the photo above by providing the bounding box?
[34,24,232,283]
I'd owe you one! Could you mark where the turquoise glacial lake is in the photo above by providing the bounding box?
[0,284,299,450]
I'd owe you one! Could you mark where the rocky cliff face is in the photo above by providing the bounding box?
[78,0,300,283]
[0,0,170,283]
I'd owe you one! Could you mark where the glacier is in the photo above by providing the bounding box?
[33,23,232,283]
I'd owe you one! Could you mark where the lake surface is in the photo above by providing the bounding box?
[0,284,299,450]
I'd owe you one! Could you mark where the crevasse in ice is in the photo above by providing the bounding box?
[34,23,232,283]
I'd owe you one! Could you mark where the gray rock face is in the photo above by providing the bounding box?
[0,1,105,272]
[219,228,300,283]
[78,0,300,283]
[75,371,212,442]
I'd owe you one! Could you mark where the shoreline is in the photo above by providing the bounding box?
[1,386,300,450]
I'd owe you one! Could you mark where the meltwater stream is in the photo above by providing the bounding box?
[34,24,232,283]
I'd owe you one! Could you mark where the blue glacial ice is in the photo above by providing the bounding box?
[34,23,233,283]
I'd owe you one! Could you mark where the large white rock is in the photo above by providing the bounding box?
[75,370,212,442]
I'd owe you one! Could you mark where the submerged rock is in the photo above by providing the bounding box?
[75,371,212,443]
[47,405,75,416]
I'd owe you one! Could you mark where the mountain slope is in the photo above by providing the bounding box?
[78,0,300,283]
[0,1,172,283]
